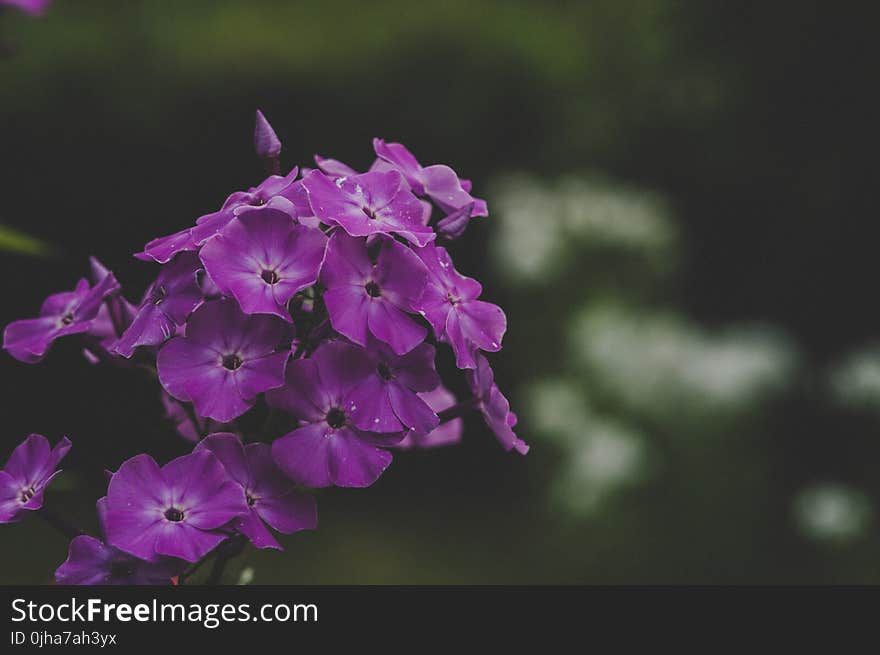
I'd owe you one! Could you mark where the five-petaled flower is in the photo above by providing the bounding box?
[0,434,71,523]
[3,273,118,363]
[414,242,506,369]
[303,169,434,247]
[321,231,428,355]
[157,299,289,422]
[103,451,248,562]
[199,205,326,321]
[267,341,402,488]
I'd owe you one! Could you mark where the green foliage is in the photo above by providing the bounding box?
[0,224,52,256]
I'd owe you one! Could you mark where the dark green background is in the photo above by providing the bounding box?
[1,0,878,583]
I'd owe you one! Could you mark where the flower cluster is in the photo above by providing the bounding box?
[1,111,526,584]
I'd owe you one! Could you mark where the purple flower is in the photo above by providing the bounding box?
[373,138,488,220]
[157,299,288,422]
[199,205,326,321]
[1,0,50,16]
[56,535,179,585]
[3,273,119,363]
[254,109,282,161]
[347,338,440,434]
[320,231,428,355]
[0,434,71,523]
[103,451,248,562]
[55,498,182,585]
[466,354,528,455]
[413,243,506,369]
[302,169,434,247]
[267,341,402,488]
[195,433,317,550]
[114,252,204,357]
[395,386,463,450]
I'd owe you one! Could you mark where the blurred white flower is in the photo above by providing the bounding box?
[489,174,675,283]
[527,378,651,516]
[527,378,594,447]
[237,566,255,585]
[569,304,798,424]
[793,484,872,544]
[828,345,880,410]
[552,417,651,517]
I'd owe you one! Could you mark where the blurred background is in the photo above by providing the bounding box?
[1,0,878,584]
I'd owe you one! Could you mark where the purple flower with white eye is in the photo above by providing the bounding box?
[0,434,71,523]
[157,299,288,422]
[466,354,528,455]
[373,138,488,220]
[3,272,119,363]
[267,341,402,488]
[114,252,203,357]
[347,338,440,435]
[320,231,428,355]
[199,205,326,321]
[395,386,463,450]
[55,498,182,585]
[413,243,506,369]
[302,169,434,247]
[195,433,317,550]
[103,451,248,562]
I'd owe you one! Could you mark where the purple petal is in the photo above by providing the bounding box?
[265,358,330,422]
[193,433,250,487]
[373,236,428,308]
[156,336,219,403]
[153,522,227,562]
[314,154,359,177]
[367,299,427,355]
[396,386,462,449]
[135,228,196,264]
[387,382,439,435]
[309,340,374,399]
[272,424,392,488]
[372,138,424,192]
[323,286,370,346]
[456,300,506,353]
[421,164,488,216]
[234,508,281,550]
[0,471,23,522]
[320,231,372,288]
[253,490,317,535]
[347,375,403,433]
